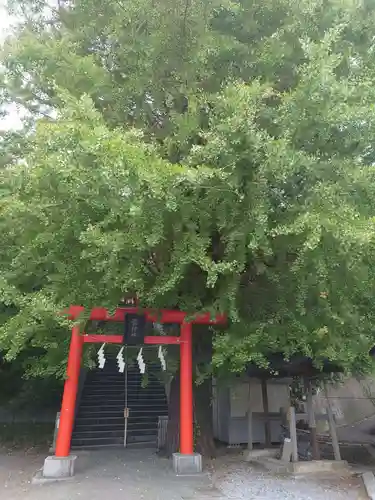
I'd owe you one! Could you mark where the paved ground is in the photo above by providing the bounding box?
[0,448,368,499]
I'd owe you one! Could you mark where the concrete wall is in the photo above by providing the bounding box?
[212,380,231,443]
[313,376,375,432]
[213,378,290,445]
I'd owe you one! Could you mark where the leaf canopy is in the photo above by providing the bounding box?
[1,0,375,376]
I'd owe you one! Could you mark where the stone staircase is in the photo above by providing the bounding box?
[71,354,168,449]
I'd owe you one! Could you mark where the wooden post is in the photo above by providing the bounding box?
[247,382,253,450]
[324,382,341,461]
[261,378,272,447]
[289,406,298,462]
[306,378,320,460]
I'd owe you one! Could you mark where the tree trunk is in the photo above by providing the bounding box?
[261,378,272,447]
[160,372,180,457]
[194,376,216,457]
[305,377,320,460]
[193,325,216,458]
[160,324,217,458]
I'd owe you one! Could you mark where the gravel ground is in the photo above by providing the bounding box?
[213,459,367,500]
[0,448,368,500]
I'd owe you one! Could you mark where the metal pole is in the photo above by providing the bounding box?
[180,322,193,455]
[55,325,83,457]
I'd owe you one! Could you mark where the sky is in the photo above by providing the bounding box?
[0,2,10,38]
[0,1,24,130]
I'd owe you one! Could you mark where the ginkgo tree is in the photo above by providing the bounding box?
[2,0,375,454]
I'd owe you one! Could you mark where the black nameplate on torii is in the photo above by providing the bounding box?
[123,313,146,345]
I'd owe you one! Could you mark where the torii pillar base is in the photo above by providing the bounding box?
[173,453,202,475]
[42,455,77,479]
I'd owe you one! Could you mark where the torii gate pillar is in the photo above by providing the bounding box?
[172,321,202,475]
[39,306,225,480]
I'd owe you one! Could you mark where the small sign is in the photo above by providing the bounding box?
[124,408,129,418]
[123,313,146,345]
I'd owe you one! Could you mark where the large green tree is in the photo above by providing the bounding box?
[2,0,375,452]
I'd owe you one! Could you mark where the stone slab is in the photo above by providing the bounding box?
[173,453,202,475]
[243,448,277,462]
[32,469,75,485]
[287,460,350,475]
[255,457,291,474]
[251,456,352,476]
[362,471,375,500]
[42,455,77,479]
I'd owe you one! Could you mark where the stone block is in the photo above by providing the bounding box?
[280,438,293,462]
[173,453,202,475]
[243,448,277,462]
[362,471,375,500]
[287,460,350,475]
[42,455,77,479]
[250,457,351,477]
[256,457,290,474]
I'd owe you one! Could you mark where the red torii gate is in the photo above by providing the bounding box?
[52,305,226,475]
